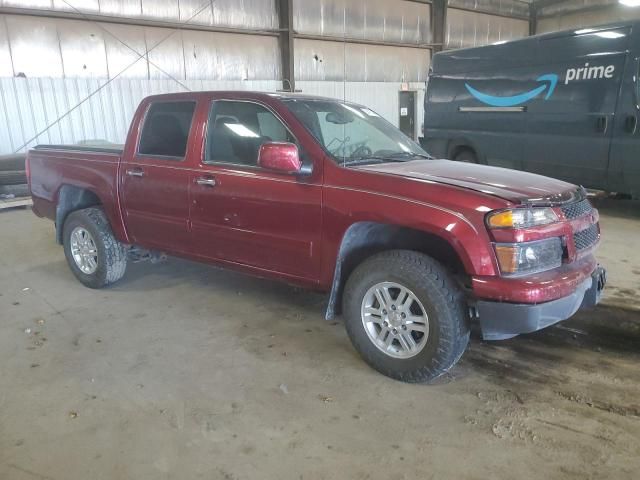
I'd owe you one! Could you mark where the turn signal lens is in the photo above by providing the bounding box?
[487,210,513,228]
[487,208,558,229]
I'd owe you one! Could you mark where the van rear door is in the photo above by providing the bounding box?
[609,33,640,197]
[524,27,630,190]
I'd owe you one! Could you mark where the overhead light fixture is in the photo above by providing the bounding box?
[619,0,640,7]
[225,123,259,138]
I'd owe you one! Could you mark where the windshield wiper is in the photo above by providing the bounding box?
[342,156,407,166]
[388,152,433,160]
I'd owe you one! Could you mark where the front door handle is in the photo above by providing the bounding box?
[596,115,608,133]
[126,168,144,178]
[625,115,637,134]
[195,177,217,187]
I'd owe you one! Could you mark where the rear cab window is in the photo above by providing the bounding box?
[204,100,296,166]
[138,101,196,159]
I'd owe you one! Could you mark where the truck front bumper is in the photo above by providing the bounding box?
[475,266,606,340]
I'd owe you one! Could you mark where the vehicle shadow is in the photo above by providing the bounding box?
[458,304,640,388]
[113,256,327,311]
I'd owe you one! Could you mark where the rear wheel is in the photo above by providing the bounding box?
[453,148,477,163]
[342,250,469,383]
[62,207,127,288]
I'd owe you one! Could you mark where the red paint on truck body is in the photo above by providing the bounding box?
[28,91,601,305]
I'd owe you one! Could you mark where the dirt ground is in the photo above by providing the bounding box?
[0,201,639,480]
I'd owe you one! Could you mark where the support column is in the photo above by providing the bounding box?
[431,0,447,53]
[529,3,537,36]
[276,0,295,91]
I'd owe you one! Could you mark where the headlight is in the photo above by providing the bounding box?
[494,238,563,276]
[487,208,558,229]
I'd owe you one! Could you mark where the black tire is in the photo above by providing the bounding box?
[0,170,27,186]
[342,250,470,383]
[0,154,26,172]
[62,207,127,288]
[453,149,477,163]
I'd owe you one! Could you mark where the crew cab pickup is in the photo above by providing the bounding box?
[27,91,606,383]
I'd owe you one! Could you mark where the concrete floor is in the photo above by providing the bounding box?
[1,200,639,480]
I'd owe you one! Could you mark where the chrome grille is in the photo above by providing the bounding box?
[574,224,599,251]
[561,199,592,220]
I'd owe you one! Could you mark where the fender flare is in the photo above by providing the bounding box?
[54,185,105,244]
[324,220,480,320]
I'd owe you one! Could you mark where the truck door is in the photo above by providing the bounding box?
[189,99,323,281]
[524,27,630,189]
[119,100,196,253]
[609,46,640,196]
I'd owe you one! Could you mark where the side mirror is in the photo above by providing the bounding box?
[257,142,302,174]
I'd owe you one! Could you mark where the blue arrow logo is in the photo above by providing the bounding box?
[464,74,558,107]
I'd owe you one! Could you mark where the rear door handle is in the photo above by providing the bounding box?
[596,116,608,133]
[195,176,217,187]
[126,168,144,178]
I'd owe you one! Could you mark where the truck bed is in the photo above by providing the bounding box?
[28,144,123,237]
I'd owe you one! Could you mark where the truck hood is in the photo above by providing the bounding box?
[355,159,580,204]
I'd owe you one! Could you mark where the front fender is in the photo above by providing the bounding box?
[321,199,497,320]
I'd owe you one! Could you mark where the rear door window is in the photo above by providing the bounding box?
[205,101,295,166]
[138,101,196,159]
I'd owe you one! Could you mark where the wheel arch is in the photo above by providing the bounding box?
[447,139,481,163]
[55,185,104,245]
[325,221,470,320]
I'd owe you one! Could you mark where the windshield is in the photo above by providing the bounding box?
[283,98,431,166]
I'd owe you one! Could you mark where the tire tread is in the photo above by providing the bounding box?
[343,250,470,383]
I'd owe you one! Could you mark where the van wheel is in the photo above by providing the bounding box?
[453,149,477,163]
[62,207,127,288]
[342,250,470,383]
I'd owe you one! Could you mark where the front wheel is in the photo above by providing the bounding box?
[342,250,469,383]
[62,207,127,288]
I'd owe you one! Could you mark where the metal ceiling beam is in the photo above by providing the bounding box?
[293,33,438,50]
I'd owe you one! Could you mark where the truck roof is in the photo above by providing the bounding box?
[141,90,351,104]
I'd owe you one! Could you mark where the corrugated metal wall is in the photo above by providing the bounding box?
[446,7,529,49]
[294,39,430,82]
[1,0,279,29]
[0,77,425,154]
[537,2,640,33]
[0,14,281,80]
[448,0,529,18]
[0,0,535,152]
[292,0,432,44]
[0,78,281,153]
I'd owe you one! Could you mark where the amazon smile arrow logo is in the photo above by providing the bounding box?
[464,74,558,107]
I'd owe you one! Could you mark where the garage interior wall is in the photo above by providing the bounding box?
[0,0,529,154]
[537,0,640,33]
[445,0,529,49]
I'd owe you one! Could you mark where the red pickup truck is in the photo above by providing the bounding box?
[27,91,606,383]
